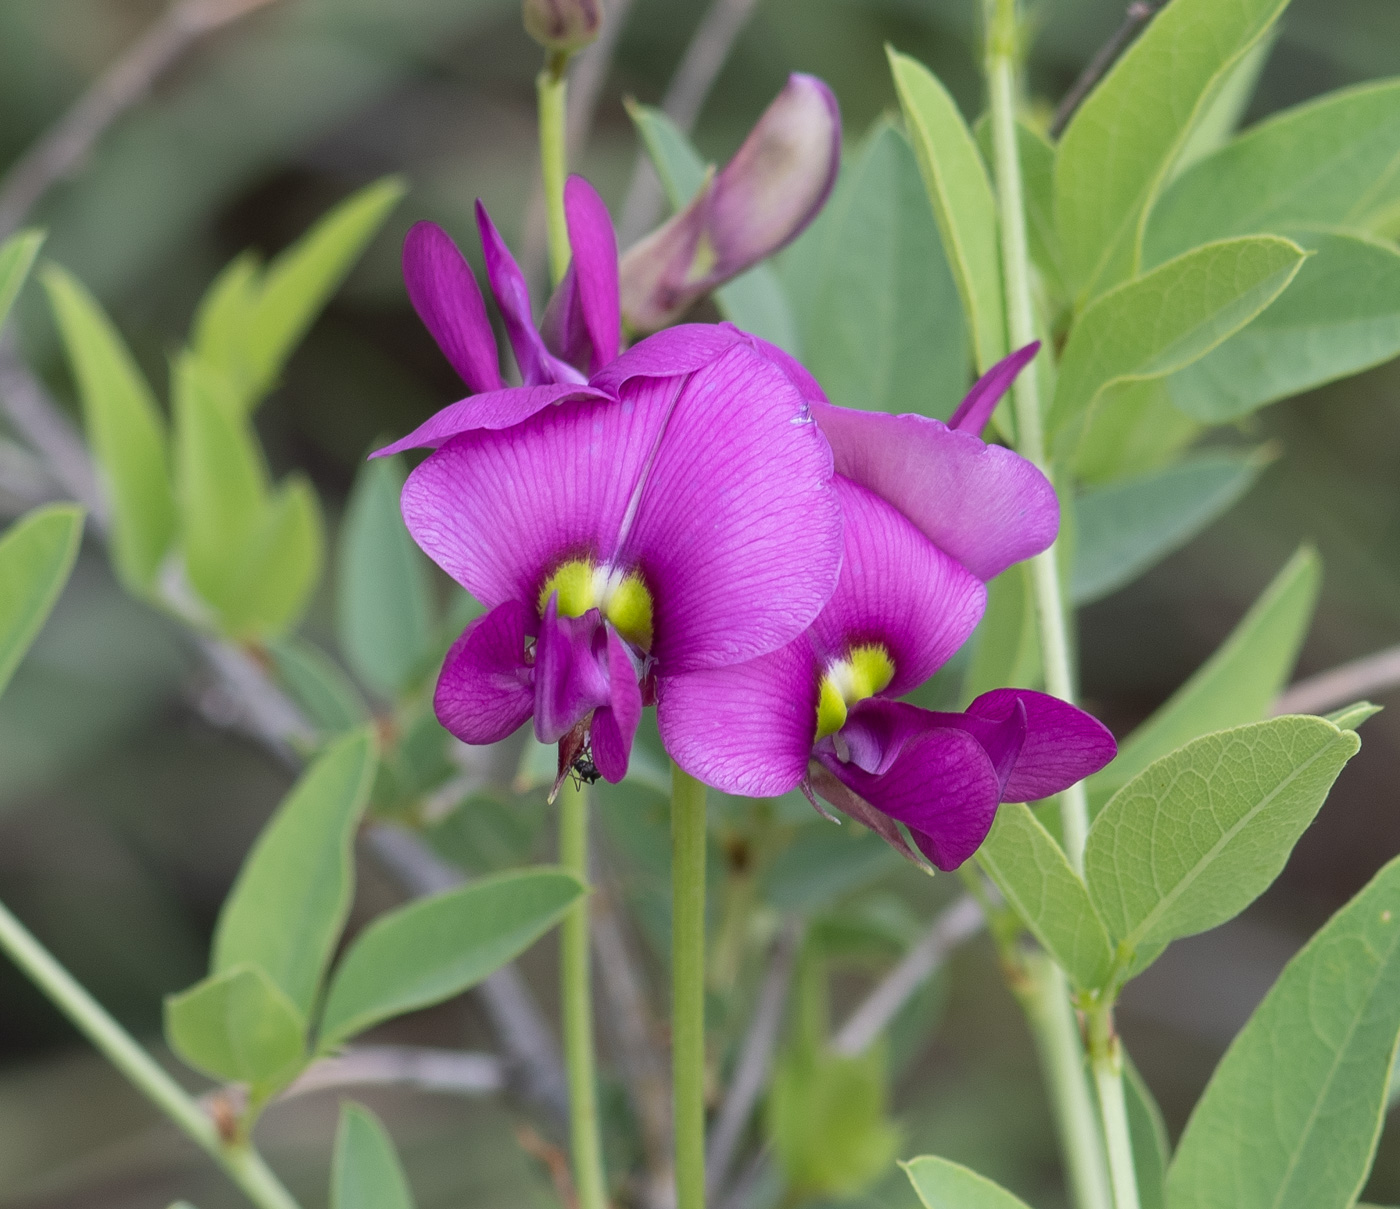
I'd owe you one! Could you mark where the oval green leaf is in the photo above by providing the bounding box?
[1085,716,1360,953]
[333,1103,416,1209]
[0,504,83,700]
[904,1155,1034,1209]
[0,230,43,333]
[318,866,584,1048]
[1167,854,1400,1209]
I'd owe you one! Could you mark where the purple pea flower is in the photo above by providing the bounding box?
[658,347,1116,870]
[382,329,843,790]
[620,74,842,333]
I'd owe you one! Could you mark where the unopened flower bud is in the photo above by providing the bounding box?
[620,74,841,333]
[523,0,601,54]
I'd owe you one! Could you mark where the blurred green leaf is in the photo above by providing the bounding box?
[1146,79,1400,263]
[1053,0,1289,300]
[1050,237,1305,465]
[318,867,583,1048]
[1088,546,1319,807]
[1071,449,1268,605]
[1170,32,1275,180]
[962,562,1040,704]
[1124,1053,1170,1209]
[428,789,548,875]
[230,178,404,409]
[43,264,176,594]
[781,119,968,417]
[190,251,260,390]
[267,636,369,736]
[337,455,434,699]
[164,963,304,1092]
[213,728,377,1017]
[0,505,83,699]
[230,475,324,639]
[889,49,1004,374]
[1167,853,1400,1209]
[1072,379,1202,485]
[333,1103,416,1209]
[0,230,43,332]
[626,101,799,352]
[1327,701,1383,730]
[1085,716,1360,954]
[1167,231,1400,421]
[977,803,1114,991]
[904,1155,1033,1208]
[763,823,901,913]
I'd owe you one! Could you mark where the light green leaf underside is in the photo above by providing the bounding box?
[888,48,1005,374]
[977,803,1113,991]
[1124,1052,1170,1209]
[318,867,584,1047]
[1167,854,1400,1209]
[1088,545,1319,807]
[1085,716,1359,952]
[1072,448,1267,605]
[904,1155,1034,1209]
[0,505,84,700]
[213,728,376,1018]
[332,1103,416,1209]
[267,636,369,735]
[164,963,305,1091]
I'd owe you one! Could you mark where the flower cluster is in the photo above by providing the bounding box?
[378,83,1114,870]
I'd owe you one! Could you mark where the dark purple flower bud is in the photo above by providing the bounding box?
[620,74,841,333]
[522,0,601,53]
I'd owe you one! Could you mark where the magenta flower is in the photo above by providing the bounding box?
[658,348,1115,869]
[384,330,843,788]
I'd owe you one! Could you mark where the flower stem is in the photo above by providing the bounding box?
[538,48,572,287]
[671,761,709,1209]
[1089,1007,1141,1209]
[0,897,300,1209]
[558,776,610,1209]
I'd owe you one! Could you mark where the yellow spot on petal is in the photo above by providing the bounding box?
[814,643,895,740]
[815,676,848,740]
[539,559,596,617]
[604,570,654,649]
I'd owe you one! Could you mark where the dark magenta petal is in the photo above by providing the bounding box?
[589,323,744,395]
[657,636,819,797]
[371,383,613,456]
[403,222,503,393]
[810,400,1059,582]
[542,176,619,374]
[434,600,536,743]
[534,600,613,743]
[809,476,986,695]
[591,626,642,782]
[621,342,842,673]
[476,200,584,386]
[816,726,1002,871]
[948,342,1041,436]
[965,689,1116,802]
[400,384,675,609]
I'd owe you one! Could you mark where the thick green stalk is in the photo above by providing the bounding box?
[0,898,300,1209]
[1090,1008,1142,1209]
[538,49,572,287]
[558,777,610,1209]
[671,762,709,1209]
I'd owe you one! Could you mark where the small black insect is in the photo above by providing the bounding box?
[571,753,602,785]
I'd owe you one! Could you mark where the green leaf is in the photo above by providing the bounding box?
[0,230,44,332]
[228,475,324,639]
[332,1103,416,1209]
[1124,1053,1170,1209]
[1073,379,1202,485]
[888,48,1005,373]
[975,117,1065,304]
[213,728,377,1017]
[1050,237,1305,467]
[625,101,799,351]
[1166,231,1400,422]
[43,265,177,593]
[1071,449,1268,605]
[191,251,261,392]
[977,803,1114,991]
[164,963,305,1092]
[1053,0,1289,300]
[780,119,968,417]
[0,504,84,699]
[1088,546,1319,806]
[1327,701,1383,730]
[1170,31,1276,181]
[241,177,405,407]
[267,636,369,735]
[1146,79,1400,264]
[903,1155,1034,1209]
[962,562,1040,703]
[337,455,434,698]
[1085,716,1360,954]
[1167,853,1400,1209]
[318,867,583,1048]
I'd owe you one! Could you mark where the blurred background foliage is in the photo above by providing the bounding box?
[0,0,1398,1205]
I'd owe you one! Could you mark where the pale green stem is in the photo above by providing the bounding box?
[1020,954,1113,1209]
[0,897,300,1209]
[558,777,610,1209]
[671,762,709,1209]
[1089,1010,1142,1209]
[538,49,572,287]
